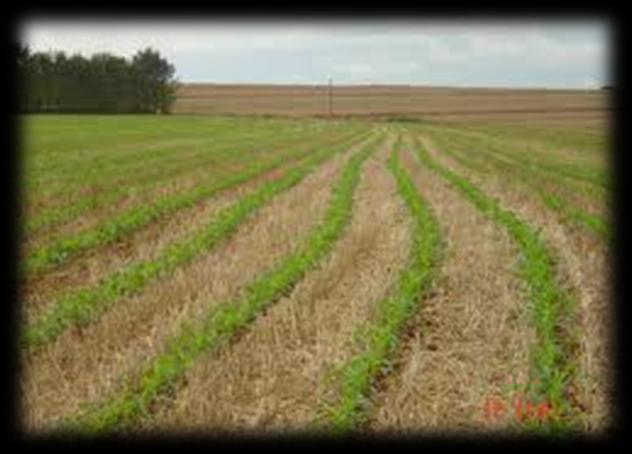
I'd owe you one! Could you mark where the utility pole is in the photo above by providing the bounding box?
[328,77,333,118]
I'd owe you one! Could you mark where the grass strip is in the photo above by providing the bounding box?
[56,133,379,433]
[314,138,441,433]
[24,117,307,188]
[23,130,365,276]
[23,120,337,227]
[22,132,372,352]
[411,134,581,433]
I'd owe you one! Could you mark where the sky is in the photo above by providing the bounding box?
[19,19,611,89]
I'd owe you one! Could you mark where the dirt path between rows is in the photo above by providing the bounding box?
[21,136,371,432]
[367,136,533,433]
[143,133,412,434]
[418,133,612,432]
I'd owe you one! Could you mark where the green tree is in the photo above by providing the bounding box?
[131,47,178,113]
[17,46,177,114]
[16,43,32,112]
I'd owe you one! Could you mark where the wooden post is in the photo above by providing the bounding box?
[328,78,333,118]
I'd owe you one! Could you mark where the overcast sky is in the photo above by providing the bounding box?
[19,19,611,88]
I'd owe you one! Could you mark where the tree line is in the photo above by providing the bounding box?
[17,45,179,114]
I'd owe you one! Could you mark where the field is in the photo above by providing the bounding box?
[18,87,612,436]
[175,84,610,125]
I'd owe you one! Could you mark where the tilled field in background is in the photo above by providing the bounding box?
[173,84,610,123]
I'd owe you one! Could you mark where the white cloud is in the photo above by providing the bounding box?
[19,19,609,87]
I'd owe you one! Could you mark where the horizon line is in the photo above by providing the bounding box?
[177,81,606,91]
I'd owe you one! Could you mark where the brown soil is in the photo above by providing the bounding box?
[173,84,609,121]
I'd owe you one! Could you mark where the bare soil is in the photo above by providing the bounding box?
[174,84,609,127]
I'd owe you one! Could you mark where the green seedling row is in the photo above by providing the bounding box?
[449,138,610,242]
[419,127,610,242]
[23,121,336,233]
[450,123,609,182]
[24,126,357,238]
[22,131,372,351]
[23,130,367,276]
[315,138,441,433]
[56,133,379,433]
[422,124,606,201]
[412,134,581,433]
[431,124,609,189]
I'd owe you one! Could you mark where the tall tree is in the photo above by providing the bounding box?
[16,43,32,112]
[131,47,178,114]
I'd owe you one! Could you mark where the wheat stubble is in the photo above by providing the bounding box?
[21,138,368,431]
[420,134,611,432]
[369,137,533,433]
[145,135,411,433]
